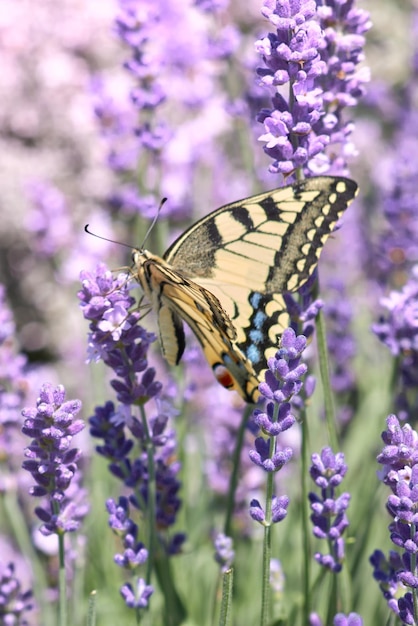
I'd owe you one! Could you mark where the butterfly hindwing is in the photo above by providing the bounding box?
[133,250,259,399]
[133,176,358,402]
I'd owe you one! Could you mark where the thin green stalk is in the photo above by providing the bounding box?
[224,404,253,538]
[140,403,157,588]
[58,533,67,626]
[260,470,274,626]
[260,401,280,626]
[316,307,339,452]
[300,408,311,626]
[218,568,234,626]
[87,591,97,626]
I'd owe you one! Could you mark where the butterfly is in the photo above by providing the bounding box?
[132,176,358,403]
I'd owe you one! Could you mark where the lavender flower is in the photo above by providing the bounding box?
[372,266,418,421]
[369,549,403,613]
[80,263,185,560]
[120,578,154,609]
[283,272,324,343]
[0,562,33,626]
[373,12,418,286]
[0,286,29,427]
[310,613,363,626]
[105,497,154,608]
[312,1,371,174]
[372,414,418,622]
[78,263,161,405]
[249,328,308,528]
[309,447,350,573]
[256,0,370,177]
[256,0,328,176]
[21,383,88,535]
[213,533,235,572]
[90,399,184,555]
[25,180,73,258]
[324,280,356,424]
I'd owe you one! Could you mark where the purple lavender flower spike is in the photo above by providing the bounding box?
[78,263,160,406]
[373,267,418,421]
[249,436,293,472]
[249,328,307,526]
[249,496,289,525]
[0,562,34,625]
[398,593,414,625]
[333,614,363,626]
[25,180,73,258]
[120,578,154,609]
[372,415,418,621]
[80,263,185,562]
[256,0,370,177]
[370,549,403,606]
[21,383,88,535]
[309,447,350,573]
[0,285,29,428]
[213,533,235,572]
[310,612,363,626]
[256,0,328,177]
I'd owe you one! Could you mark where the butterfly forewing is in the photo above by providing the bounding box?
[133,176,358,402]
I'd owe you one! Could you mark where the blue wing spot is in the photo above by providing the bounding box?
[250,293,262,307]
[246,344,262,364]
[252,310,267,330]
[249,329,264,344]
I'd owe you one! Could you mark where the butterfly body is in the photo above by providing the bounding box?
[132,176,358,403]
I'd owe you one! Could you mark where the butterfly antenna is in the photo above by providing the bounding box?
[84,225,132,250]
[140,197,167,249]
[85,197,167,251]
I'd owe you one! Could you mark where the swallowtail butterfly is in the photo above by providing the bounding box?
[132,176,358,403]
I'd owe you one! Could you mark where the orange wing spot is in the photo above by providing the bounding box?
[214,364,235,390]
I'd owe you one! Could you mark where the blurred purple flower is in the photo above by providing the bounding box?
[324,279,356,424]
[25,180,73,258]
[373,267,418,421]
[120,577,154,609]
[373,12,418,286]
[0,285,29,430]
[0,562,34,626]
[21,383,88,535]
[309,447,350,573]
[107,498,149,569]
[213,533,235,572]
[369,549,403,612]
[310,613,363,626]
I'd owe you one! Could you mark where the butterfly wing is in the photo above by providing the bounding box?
[162,176,358,398]
[134,251,260,400]
[164,177,358,293]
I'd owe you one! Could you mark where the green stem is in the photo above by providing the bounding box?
[260,402,280,626]
[224,405,253,537]
[139,403,156,587]
[58,533,67,626]
[87,591,97,626]
[316,307,339,452]
[218,568,234,626]
[300,408,311,626]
